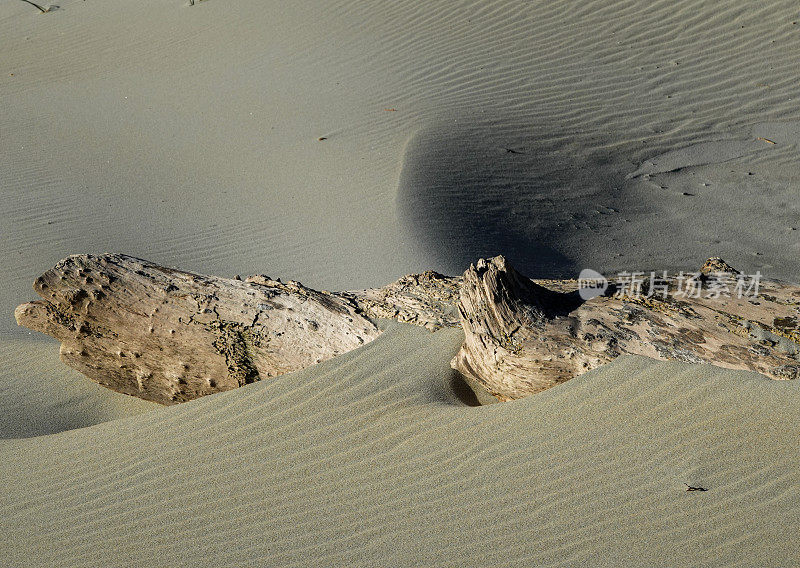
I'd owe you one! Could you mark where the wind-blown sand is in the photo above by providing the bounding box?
[2,0,799,329]
[3,323,800,567]
[2,0,800,565]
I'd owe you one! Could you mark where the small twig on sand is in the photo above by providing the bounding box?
[684,483,708,492]
[757,137,777,145]
[20,0,50,13]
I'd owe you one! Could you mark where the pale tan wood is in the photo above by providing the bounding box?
[15,254,380,404]
[15,253,800,405]
[452,257,800,401]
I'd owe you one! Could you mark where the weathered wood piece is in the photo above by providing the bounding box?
[15,253,800,405]
[15,254,380,404]
[343,270,461,331]
[452,257,800,401]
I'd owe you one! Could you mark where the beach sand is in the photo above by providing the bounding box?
[3,323,800,566]
[2,0,799,565]
[0,338,154,439]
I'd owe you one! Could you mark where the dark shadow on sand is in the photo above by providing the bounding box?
[397,121,636,279]
[446,368,501,407]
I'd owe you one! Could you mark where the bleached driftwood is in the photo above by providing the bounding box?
[452,257,800,400]
[15,254,380,404]
[343,270,461,331]
[15,253,800,404]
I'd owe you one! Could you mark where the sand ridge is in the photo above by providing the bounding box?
[2,323,800,566]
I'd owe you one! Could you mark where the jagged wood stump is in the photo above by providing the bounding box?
[15,253,800,404]
[452,257,800,400]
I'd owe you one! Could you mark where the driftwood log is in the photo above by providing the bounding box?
[16,253,800,404]
[14,254,382,404]
[452,256,800,400]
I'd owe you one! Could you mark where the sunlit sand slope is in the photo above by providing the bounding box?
[2,323,798,567]
[2,0,800,339]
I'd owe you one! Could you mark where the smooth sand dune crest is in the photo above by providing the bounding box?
[2,323,800,567]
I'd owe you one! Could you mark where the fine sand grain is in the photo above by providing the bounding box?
[2,323,799,567]
[0,339,155,439]
[2,0,800,565]
[2,0,799,340]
